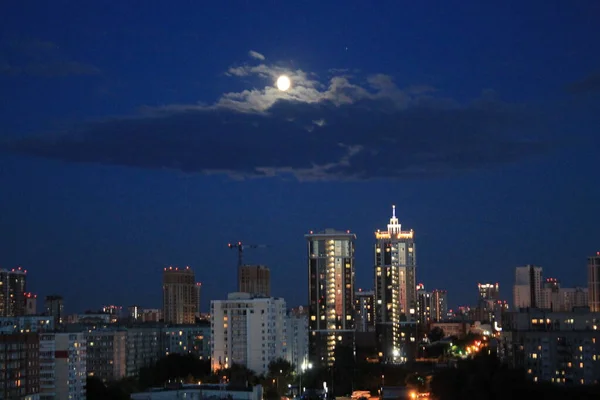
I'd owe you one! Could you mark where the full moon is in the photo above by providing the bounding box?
[276,75,291,91]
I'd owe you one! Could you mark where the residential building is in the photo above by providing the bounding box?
[306,229,356,367]
[196,282,202,316]
[589,253,600,312]
[0,267,27,317]
[0,332,39,399]
[130,383,263,400]
[162,323,211,360]
[286,306,309,374]
[513,265,543,309]
[0,315,54,333]
[431,289,448,322]
[374,206,416,363]
[416,284,432,325]
[39,332,86,400]
[355,289,375,332]
[499,308,600,385]
[239,265,271,297]
[45,295,64,326]
[211,293,287,375]
[478,283,499,302]
[162,266,198,324]
[25,293,37,315]
[86,330,127,382]
[125,326,161,377]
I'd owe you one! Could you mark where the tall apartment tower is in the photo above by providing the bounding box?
[306,229,356,368]
[0,267,27,317]
[162,266,198,324]
[513,265,543,310]
[588,253,600,312]
[45,295,65,326]
[478,283,499,302]
[355,289,375,332]
[374,206,416,363]
[238,265,271,297]
[431,289,448,322]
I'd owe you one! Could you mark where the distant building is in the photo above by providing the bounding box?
[239,265,271,297]
[306,229,356,367]
[86,330,127,382]
[162,266,198,324]
[478,283,500,302]
[45,295,65,326]
[196,282,202,316]
[0,315,54,333]
[125,326,161,377]
[499,308,600,385]
[374,206,416,364]
[513,265,543,309]
[431,289,448,322]
[130,383,263,400]
[539,279,589,312]
[355,289,375,332]
[163,323,211,360]
[24,293,37,315]
[416,284,432,325]
[211,293,287,375]
[0,267,27,317]
[40,332,86,399]
[0,332,39,399]
[286,306,309,374]
[588,252,600,312]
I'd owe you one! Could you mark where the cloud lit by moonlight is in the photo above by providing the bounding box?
[276,75,291,91]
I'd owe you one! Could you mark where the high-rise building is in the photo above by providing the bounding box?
[306,229,356,367]
[87,330,127,382]
[195,282,202,316]
[238,265,271,297]
[431,289,448,322]
[513,265,542,310]
[478,283,499,302]
[39,332,87,399]
[0,267,27,317]
[162,266,198,324]
[24,293,37,315]
[416,284,432,325]
[211,293,287,375]
[588,253,600,312]
[45,295,65,326]
[355,289,375,332]
[374,206,416,363]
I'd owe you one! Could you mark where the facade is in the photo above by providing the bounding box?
[286,307,309,374]
[0,332,39,399]
[162,266,198,324]
[163,323,211,360]
[196,283,202,316]
[86,330,127,382]
[355,289,375,332]
[540,280,589,312]
[211,293,287,375]
[125,326,161,377]
[131,383,263,400]
[374,206,416,363]
[589,253,600,312]
[25,293,37,315]
[306,229,356,367]
[238,265,271,297]
[499,309,600,385]
[431,289,448,322]
[416,284,432,325]
[45,295,64,326]
[0,267,27,317]
[513,265,543,310]
[0,316,54,333]
[39,332,86,400]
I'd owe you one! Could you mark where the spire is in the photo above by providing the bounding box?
[392,204,396,218]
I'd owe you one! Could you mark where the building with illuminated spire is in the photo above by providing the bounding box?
[305,229,356,368]
[374,205,416,363]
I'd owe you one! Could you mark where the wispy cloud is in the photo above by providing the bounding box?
[6,53,553,181]
[566,71,600,94]
[0,38,100,77]
[248,50,265,61]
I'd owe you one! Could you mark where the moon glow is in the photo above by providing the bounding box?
[276,75,291,91]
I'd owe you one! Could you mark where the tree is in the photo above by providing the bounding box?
[428,326,445,343]
[138,354,211,389]
[333,345,355,395]
[267,358,295,396]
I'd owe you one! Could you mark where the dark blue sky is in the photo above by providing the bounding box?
[1,1,599,313]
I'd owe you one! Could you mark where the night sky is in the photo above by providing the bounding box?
[1,1,599,313]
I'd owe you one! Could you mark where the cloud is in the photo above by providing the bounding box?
[6,55,552,181]
[566,71,600,94]
[0,38,100,77]
[248,50,265,61]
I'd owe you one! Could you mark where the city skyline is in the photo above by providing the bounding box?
[1,1,599,312]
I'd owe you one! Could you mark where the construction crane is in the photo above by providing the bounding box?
[227,241,268,268]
